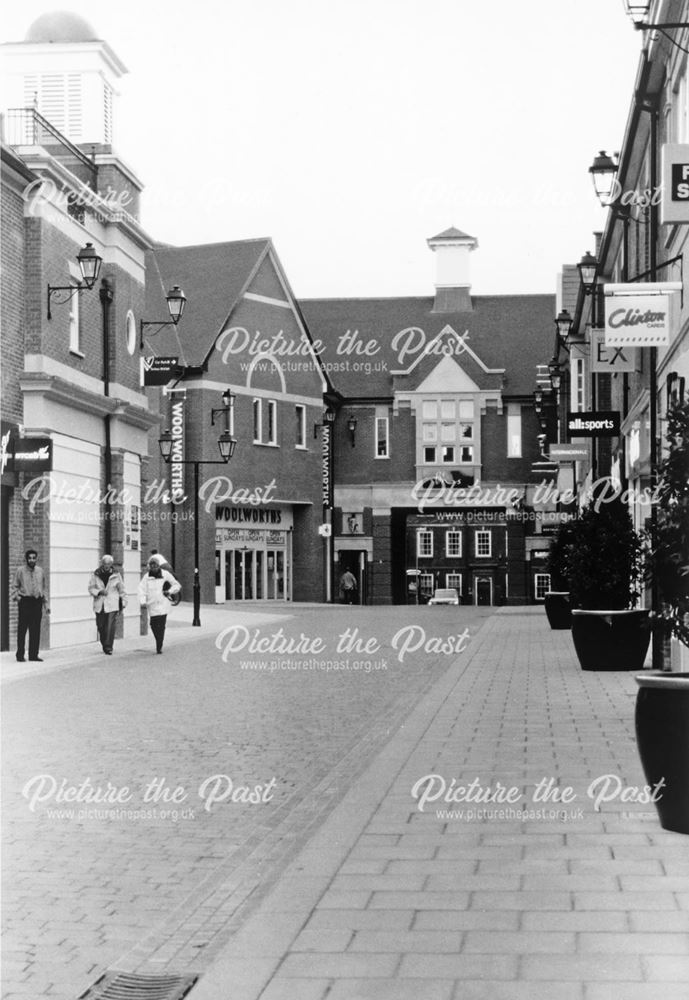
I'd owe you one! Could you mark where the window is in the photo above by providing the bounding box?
[418,530,433,557]
[507,404,522,457]
[68,281,81,354]
[253,399,262,443]
[420,397,476,467]
[375,406,390,458]
[446,572,462,594]
[475,530,492,557]
[375,415,389,458]
[295,405,306,447]
[446,531,462,557]
[535,573,551,600]
[571,357,585,411]
[419,573,434,600]
[267,399,277,444]
[125,310,136,356]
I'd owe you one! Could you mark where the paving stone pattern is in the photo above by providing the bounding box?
[1,603,492,998]
[191,610,689,1000]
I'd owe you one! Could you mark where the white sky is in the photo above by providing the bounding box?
[1,0,642,298]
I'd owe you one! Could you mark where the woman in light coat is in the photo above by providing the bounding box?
[88,555,127,655]
[138,556,181,654]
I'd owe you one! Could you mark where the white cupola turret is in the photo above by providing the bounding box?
[427,226,478,312]
[0,11,127,148]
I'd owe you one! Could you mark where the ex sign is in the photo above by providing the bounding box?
[661,144,689,224]
[590,331,635,373]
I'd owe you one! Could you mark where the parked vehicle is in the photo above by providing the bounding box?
[428,588,460,606]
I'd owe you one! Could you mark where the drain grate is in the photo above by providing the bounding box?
[77,971,199,1000]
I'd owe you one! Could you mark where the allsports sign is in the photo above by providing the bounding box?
[567,411,620,438]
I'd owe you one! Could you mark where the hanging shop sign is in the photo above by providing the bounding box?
[590,331,636,373]
[0,426,53,475]
[321,424,332,507]
[168,389,186,503]
[604,283,681,347]
[567,411,620,438]
[142,356,182,385]
[660,144,689,225]
[548,443,589,462]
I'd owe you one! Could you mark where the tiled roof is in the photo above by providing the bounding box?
[144,239,270,363]
[428,226,477,242]
[300,294,556,398]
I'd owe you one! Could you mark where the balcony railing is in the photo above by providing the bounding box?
[5,108,97,190]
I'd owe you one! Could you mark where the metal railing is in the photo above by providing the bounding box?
[5,108,97,190]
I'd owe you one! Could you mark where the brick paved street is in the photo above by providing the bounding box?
[1,601,492,999]
[188,608,689,1000]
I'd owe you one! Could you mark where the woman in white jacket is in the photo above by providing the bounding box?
[138,556,181,653]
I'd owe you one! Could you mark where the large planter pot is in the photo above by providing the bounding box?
[635,673,689,835]
[571,609,651,671]
[544,592,571,630]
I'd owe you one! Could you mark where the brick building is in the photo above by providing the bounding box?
[142,239,329,604]
[301,229,559,605]
[0,12,157,649]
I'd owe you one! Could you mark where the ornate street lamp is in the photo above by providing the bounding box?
[139,284,187,349]
[347,415,357,447]
[555,309,573,344]
[47,242,103,318]
[589,150,618,206]
[577,250,598,294]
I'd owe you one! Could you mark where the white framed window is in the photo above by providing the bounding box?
[295,405,306,448]
[535,573,551,600]
[253,398,262,443]
[475,529,492,558]
[125,310,137,356]
[267,399,277,445]
[446,531,462,557]
[446,572,462,594]
[419,397,476,467]
[375,415,389,458]
[571,356,585,411]
[68,281,81,354]
[418,530,433,557]
[507,403,522,457]
[419,572,435,599]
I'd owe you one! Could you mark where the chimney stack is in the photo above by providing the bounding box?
[427,226,477,312]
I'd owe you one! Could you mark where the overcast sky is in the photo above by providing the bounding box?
[2,0,642,298]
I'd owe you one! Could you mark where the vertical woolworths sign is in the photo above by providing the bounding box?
[168,389,186,502]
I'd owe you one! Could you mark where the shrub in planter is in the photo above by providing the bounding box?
[567,482,648,670]
[544,518,576,629]
[636,397,689,834]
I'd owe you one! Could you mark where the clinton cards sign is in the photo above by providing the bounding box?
[604,282,681,347]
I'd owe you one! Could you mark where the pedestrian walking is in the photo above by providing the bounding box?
[11,549,50,662]
[138,556,181,653]
[88,555,127,655]
[339,569,358,605]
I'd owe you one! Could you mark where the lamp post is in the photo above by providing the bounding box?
[159,390,236,626]
[47,242,102,318]
[139,285,187,349]
[589,150,619,206]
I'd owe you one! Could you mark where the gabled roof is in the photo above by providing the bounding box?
[145,239,270,364]
[300,294,556,398]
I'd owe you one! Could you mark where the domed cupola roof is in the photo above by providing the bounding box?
[25,11,99,43]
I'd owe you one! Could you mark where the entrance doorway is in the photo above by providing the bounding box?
[216,543,288,601]
[474,576,493,606]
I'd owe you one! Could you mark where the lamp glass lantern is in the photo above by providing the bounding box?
[159,428,173,462]
[76,242,103,289]
[218,430,237,462]
[577,250,598,293]
[589,150,618,205]
[548,358,562,391]
[622,1,650,24]
[555,309,573,343]
[166,285,187,325]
